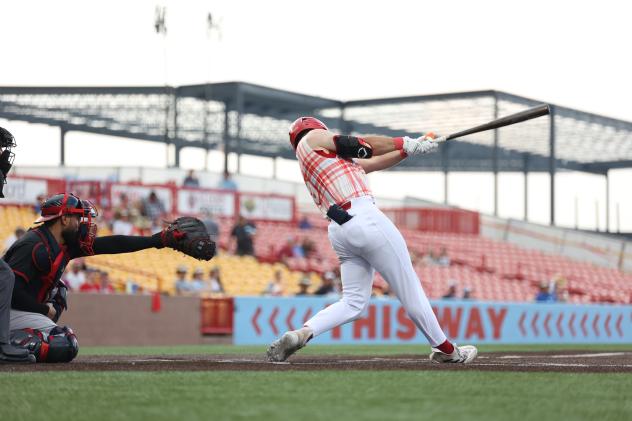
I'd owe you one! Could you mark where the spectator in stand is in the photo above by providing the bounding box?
[423,248,439,266]
[276,237,295,262]
[190,268,206,294]
[551,274,569,303]
[125,278,142,294]
[535,282,556,302]
[183,169,200,188]
[79,270,101,293]
[201,209,219,243]
[301,237,316,258]
[292,237,305,258]
[150,216,164,235]
[111,210,136,236]
[218,170,238,191]
[99,271,115,294]
[314,271,336,296]
[141,191,166,221]
[174,265,190,296]
[33,194,45,214]
[114,192,133,215]
[2,227,25,253]
[462,287,473,300]
[296,276,312,296]
[113,192,142,228]
[298,215,312,230]
[442,281,458,299]
[262,270,285,296]
[62,261,86,291]
[231,215,256,256]
[207,267,225,294]
[437,247,450,267]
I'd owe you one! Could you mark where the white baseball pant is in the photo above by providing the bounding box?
[10,310,57,334]
[305,196,447,347]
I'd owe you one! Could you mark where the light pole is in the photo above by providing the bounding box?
[204,12,221,171]
[154,5,171,167]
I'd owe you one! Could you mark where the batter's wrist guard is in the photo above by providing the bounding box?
[333,135,373,159]
[393,137,407,158]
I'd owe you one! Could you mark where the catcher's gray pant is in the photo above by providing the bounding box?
[0,259,15,344]
[10,310,57,335]
[304,196,448,347]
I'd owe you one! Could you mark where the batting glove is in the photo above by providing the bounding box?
[402,133,439,156]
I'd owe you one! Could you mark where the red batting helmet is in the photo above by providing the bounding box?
[289,117,328,149]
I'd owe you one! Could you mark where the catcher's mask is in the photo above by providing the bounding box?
[35,193,99,255]
[0,127,16,196]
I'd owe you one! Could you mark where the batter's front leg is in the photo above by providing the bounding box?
[266,255,374,362]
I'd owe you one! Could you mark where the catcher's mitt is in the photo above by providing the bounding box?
[155,217,216,261]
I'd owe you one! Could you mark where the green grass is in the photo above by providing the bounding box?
[2,370,630,421]
[2,344,631,421]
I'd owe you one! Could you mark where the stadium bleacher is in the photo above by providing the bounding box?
[1,204,630,303]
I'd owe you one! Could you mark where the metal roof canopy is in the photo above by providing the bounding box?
[2,83,631,173]
[1,82,631,226]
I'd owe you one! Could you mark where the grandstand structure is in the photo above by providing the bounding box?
[2,83,632,227]
[1,84,632,304]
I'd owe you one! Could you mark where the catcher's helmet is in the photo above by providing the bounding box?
[35,193,99,254]
[289,117,328,150]
[35,193,95,223]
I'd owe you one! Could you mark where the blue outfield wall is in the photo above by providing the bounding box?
[233,296,632,345]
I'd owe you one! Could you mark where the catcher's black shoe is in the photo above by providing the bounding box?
[0,343,36,364]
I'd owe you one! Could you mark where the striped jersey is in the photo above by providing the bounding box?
[296,138,373,215]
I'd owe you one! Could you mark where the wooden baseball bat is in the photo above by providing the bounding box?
[433,104,550,143]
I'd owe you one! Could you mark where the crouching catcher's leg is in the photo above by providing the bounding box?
[10,326,79,363]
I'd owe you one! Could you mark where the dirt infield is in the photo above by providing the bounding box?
[2,351,632,373]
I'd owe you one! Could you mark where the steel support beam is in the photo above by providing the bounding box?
[442,142,450,205]
[523,153,529,221]
[60,126,66,166]
[549,106,556,226]
[235,85,244,174]
[493,94,499,217]
[173,92,180,168]
[222,102,230,174]
[605,171,610,233]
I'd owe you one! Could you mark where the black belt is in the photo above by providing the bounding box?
[327,204,353,225]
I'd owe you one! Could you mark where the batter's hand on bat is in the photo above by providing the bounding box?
[402,133,439,156]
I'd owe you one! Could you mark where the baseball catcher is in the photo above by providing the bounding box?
[5,192,215,362]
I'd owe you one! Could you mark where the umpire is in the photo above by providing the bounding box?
[0,127,34,363]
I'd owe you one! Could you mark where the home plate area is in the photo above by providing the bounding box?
[2,351,632,373]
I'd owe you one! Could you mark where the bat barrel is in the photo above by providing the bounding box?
[445,104,550,141]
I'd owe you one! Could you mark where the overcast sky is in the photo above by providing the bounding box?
[1,0,631,230]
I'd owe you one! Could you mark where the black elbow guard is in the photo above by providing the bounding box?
[333,135,373,159]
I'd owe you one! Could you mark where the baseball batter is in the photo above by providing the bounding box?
[266,117,478,364]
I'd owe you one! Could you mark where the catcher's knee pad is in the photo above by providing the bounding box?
[46,326,79,363]
[10,326,79,363]
[10,328,44,358]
